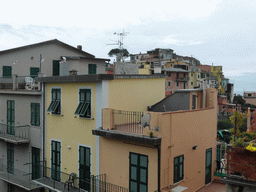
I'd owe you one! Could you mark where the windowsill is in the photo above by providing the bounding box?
[78,116,94,120]
[173,179,185,185]
[48,113,63,116]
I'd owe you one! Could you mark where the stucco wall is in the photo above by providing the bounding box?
[108,78,165,111]
[45,82,97,176]
[0,43,88,77]
[99,137,158,191]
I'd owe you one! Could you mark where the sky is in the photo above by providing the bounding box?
[0,0,256,95]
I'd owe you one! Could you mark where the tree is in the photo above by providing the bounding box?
[217,120,233,130]
[229,109,246,135]
[108,48,129,58]
[233,94,245,106]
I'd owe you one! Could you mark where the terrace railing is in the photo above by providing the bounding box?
[112,110,144,134]
[0,75,40,90]
[0,123,30,144]
[32,163,129,192]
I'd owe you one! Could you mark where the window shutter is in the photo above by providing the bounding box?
[35,103,40,126]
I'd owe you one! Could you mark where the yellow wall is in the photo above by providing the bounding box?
[100,137,158,191]
[139,68,151,74]
[108,78,165,111]
[45,82,97,176]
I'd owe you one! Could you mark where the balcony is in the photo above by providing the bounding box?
[31,163,129,192]
[0,163,42,191]
[0,123,30,144]
[175,76,190,81]
[0,75,41,93]
[92,109,161,146]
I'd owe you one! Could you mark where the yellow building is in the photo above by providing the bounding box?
[36,74,166,191]
[211,66,225,94]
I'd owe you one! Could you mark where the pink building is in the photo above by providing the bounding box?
[164,68,189,96]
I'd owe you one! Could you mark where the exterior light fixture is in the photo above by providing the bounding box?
[192,145,197,150]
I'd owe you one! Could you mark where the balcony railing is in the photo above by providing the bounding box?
[113,110,144,134]
[32,163,129,192]
[175,76,190,81]
[0,163,42,191]
[0,123,30,144]
[0,75,40,90]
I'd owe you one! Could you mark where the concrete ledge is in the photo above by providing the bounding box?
[92,129,161,146]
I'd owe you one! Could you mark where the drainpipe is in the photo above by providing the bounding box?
[155,144,161,192]
[203,80,206,108]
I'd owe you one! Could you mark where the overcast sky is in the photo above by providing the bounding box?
[1,0,256,94]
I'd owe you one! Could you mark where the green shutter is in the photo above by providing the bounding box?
[35,103,40,126]
[31,103,35,125]
[30,67,40,78]
[3,66,12,77]
[88,64,97,74]
[52,60,60,76]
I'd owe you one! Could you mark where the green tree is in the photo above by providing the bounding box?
[217,120,233,130]
[233,94,245,106]
[108,48,129,58]
[229,109,246,135]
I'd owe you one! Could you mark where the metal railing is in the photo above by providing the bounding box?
[215,160,226,177]
[32,162,129,192]
[0,123,30,141]
[0,75,39,90]
[113,110,144,134]
[0,163,40,190]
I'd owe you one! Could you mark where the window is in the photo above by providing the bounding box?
[177,82,179,87]
[191,82,193,85]
[52,60,60,76]
[248,94,252,97]
[75,89,91,118]
[198,74,200,78]
[79,146,91,190]
[88,64,97,74]
[201,73,205,78]
[31,103,40,126]
[47,89,61,114]
[51,140,61,181]
[7,143,14,174]
[7,100,15,135]
[174,155,184,183]
[192,95,197,110]
[30,67,40,78]
[7,184,14,192]
[129,153,148,192]
[168,82,171,87]
[32,147,40,180]
[3,66,12,77]
[191,73,193,77]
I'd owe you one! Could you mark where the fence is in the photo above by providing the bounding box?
[0,123,30,141]
[113,110,144,134]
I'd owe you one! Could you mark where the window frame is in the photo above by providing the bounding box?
[176,82,179,87]
[47,88,62,115]
[174,155,184,183]
[75,87,92,119]
[51,139,62,182]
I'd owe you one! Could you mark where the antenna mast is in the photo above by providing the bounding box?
[107,29,129,62]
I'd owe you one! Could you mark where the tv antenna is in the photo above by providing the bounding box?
[107,29,129,62]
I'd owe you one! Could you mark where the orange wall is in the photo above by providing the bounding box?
[99,137,158,191]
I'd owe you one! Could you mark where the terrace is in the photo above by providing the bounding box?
[0,123,30,144]
[92,108,161,146]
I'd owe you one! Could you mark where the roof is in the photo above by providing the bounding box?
[197,65,212,72]
[163,68,189,72]
[64,56,110,62]
[0,39,95,58]
[36,74,167,83]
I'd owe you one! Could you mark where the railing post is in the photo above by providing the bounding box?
[13,74,18,90]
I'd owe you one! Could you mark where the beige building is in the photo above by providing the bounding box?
[244,91,256,106]
[93,87,218,192]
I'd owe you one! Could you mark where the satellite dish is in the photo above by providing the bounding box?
[141,113,151,128]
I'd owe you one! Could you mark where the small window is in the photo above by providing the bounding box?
[3,66,12,77]
[174,155,184,183]
[31,103,40,126]
[74,89,91,118]
[88,64,97,74]
[30,67,40,78]
[47,89,61,114]
[248,94,252,97]
[198,74,200,78]
[177,82,179,87]
[168,82,171,87]
[191,82,193,85]
[191,73,193,77]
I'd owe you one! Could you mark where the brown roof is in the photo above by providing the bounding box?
[197,65,211,72]
[0,39,95,58]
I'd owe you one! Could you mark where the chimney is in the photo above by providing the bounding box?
[77,45,82,50]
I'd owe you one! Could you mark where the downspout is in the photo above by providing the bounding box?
[156,144,161,192]
[42,82,46,168]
